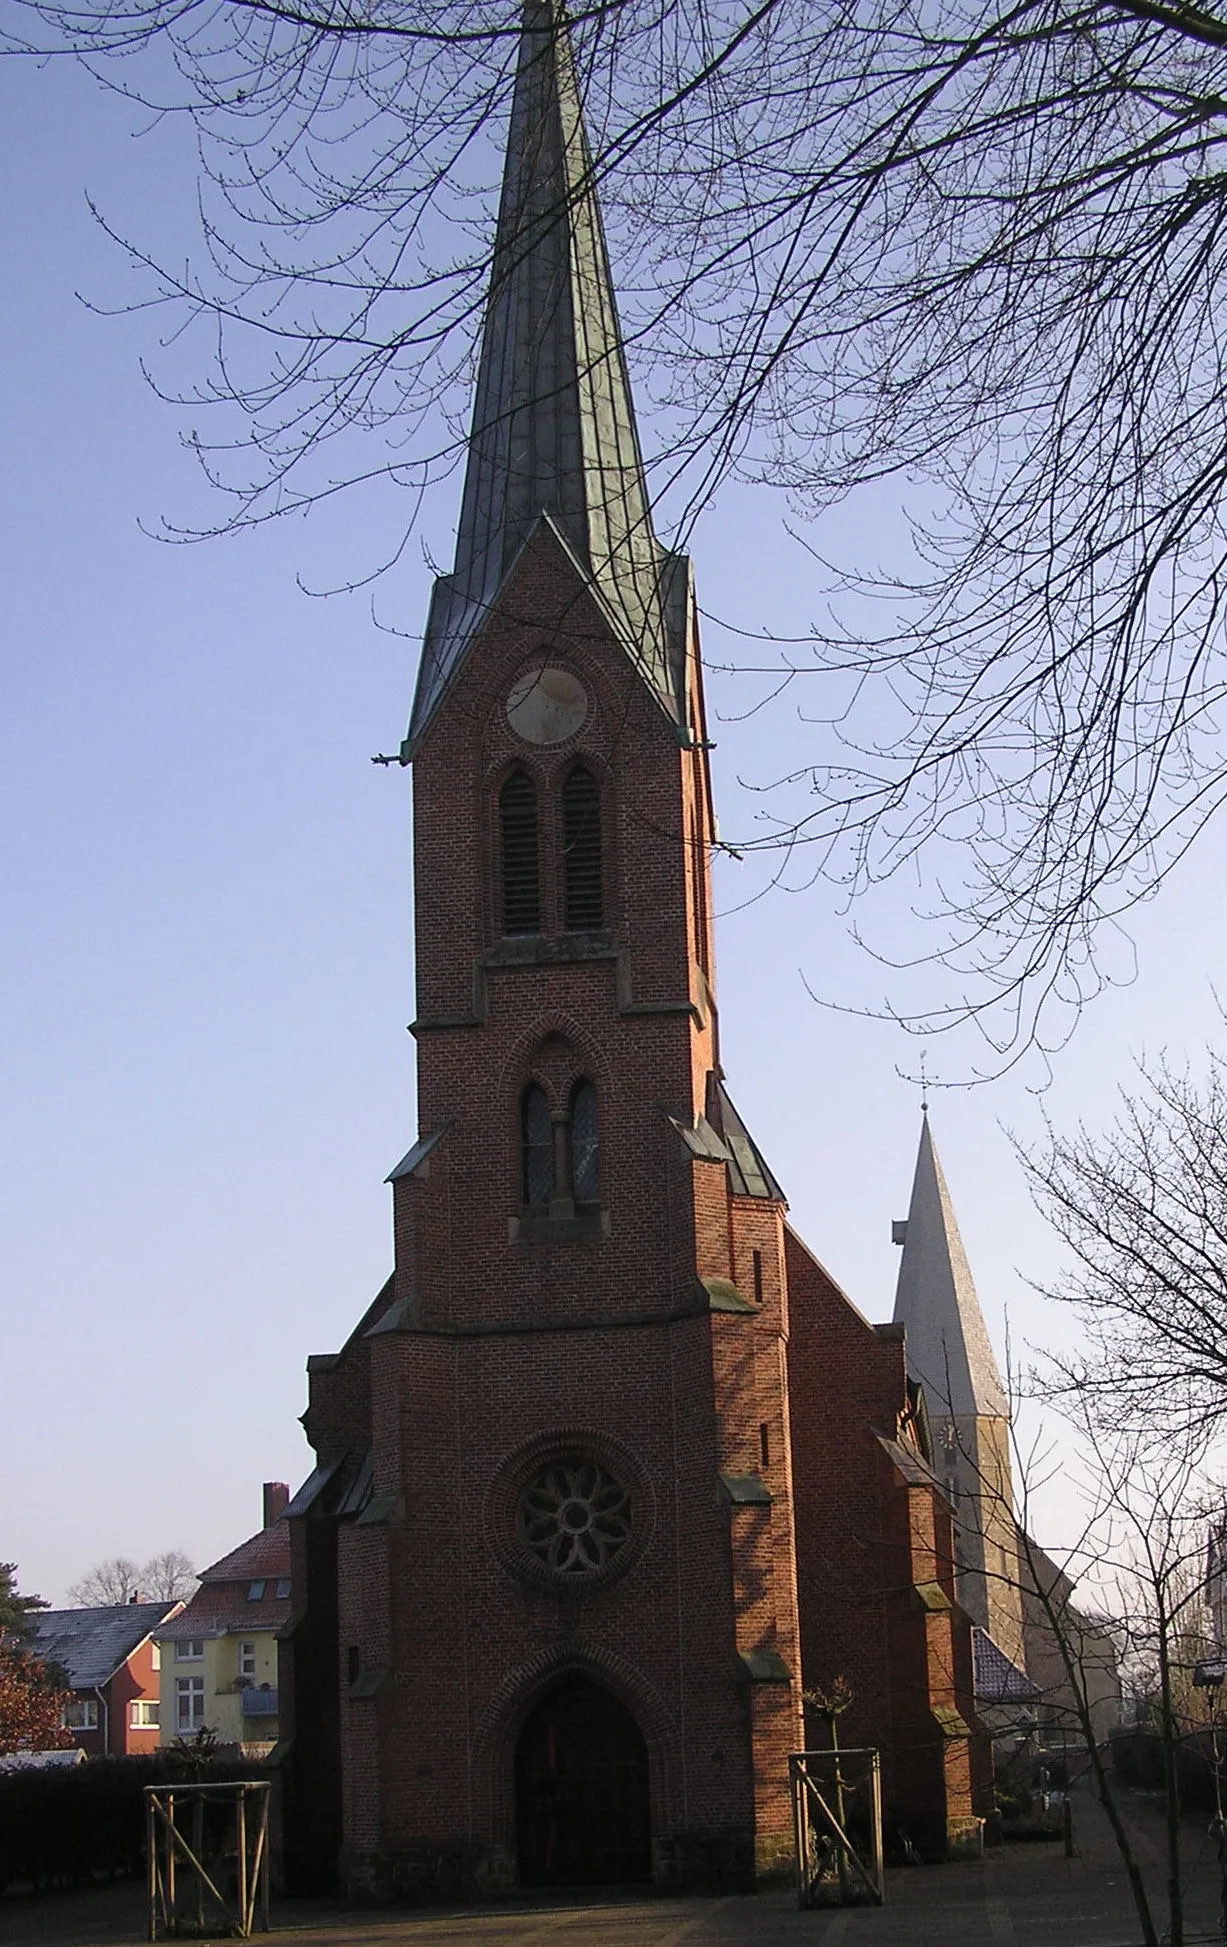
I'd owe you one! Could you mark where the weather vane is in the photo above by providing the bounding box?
[919,1051,929,1115]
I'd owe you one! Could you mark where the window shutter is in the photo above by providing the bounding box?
[500,771,541,935]
[562,766,603,930]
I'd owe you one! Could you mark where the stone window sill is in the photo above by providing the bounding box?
[510,1206,608,1244]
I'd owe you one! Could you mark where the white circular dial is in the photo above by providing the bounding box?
[506,665,588,745]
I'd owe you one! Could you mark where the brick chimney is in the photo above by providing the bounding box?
[263,1481,290,1527]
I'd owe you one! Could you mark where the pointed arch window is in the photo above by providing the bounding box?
[561,765,603,931]
[521,1085,553,1206]
[500,770,540,935]
[570,1080,599,1204]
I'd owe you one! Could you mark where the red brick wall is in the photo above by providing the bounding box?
[110,1642,162,1755]
[784,1226,986,1854]
[63,1641,161,1757]
[294,529,804,1894]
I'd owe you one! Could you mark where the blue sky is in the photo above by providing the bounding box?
[5,48,1225,1605]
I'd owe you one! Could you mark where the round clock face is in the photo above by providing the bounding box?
[506,665,588,745]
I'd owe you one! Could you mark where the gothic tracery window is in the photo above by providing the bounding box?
[500,769,541,935]
[518,1456,630,1576]
[521,1084,553,1206]
[570,1080,599,1204]
[518,1077,601,1212]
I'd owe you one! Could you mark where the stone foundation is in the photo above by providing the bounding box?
[652,1827,757,1893]
[341,1828,760,1904]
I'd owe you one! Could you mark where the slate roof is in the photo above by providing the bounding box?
[972,1626,1040,1704]
[712,1082,786,1202]
[31,1603,180,1690]
[892,1114,1008,1419]
[405,0,689,753]
[670,1077,787,1205]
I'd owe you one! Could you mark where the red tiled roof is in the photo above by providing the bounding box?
[200,1520,291,1585]
[159,1579,291,1641]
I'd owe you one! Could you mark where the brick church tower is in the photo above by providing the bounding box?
[279,0,805,1896]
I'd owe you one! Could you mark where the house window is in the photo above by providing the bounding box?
[175,1640,204,1662]
[521,1084,553,1206]
[571,1081,599,1203]
[61,1698,99,1731]
[130,1699,160,1729]
[238,1642,257,1680]
[561,765,603,930]
[150,1644,160,1672]
[247,1581,265,1601]
[274,1578,291,1600]
[176,1677,206,1733]
[499,770,540,935]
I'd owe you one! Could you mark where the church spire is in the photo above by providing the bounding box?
[406,0,688,753]
[892,1116,1007,1421]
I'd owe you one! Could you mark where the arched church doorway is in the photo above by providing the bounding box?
[514,1674,651,1887]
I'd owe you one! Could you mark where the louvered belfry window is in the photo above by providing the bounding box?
[571,1081,599,1203]
[562,765,603,930]
[521,1085,553,1206]
[500,769,540,935]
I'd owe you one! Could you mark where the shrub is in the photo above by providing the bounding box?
[0,1751,267,1894]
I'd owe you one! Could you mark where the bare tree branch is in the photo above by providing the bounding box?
[10,0,1227,1053]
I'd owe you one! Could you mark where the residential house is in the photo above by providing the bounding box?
[31,1602,182,1756]
[1021,1540,1122,1751]
[157,1484,291,1755]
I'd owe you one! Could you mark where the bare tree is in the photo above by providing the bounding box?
[10,0,1227,1050]
[68,1551,196,1605]
[1012,1418,1219,1947]
[68,1556,142,1606]
[140,1550,198,1601]
[1020,1042,1227,1433]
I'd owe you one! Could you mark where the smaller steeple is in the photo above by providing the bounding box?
[892,1116,1025,1667]
[406,0,688,754]
[892,1116,1007,1421]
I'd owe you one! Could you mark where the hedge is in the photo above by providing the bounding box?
[0,1753,268,1894]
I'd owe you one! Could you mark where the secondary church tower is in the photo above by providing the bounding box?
[281,0,805,1895]
[892,1115,1026,1671]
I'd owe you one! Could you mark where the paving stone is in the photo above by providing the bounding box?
[5,1785,1227,1946]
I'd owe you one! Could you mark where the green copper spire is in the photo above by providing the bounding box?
[406,0,689,752]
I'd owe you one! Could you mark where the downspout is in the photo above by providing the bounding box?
[95,1686,109,1756]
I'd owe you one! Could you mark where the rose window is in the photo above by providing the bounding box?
[518,1457,631,1576]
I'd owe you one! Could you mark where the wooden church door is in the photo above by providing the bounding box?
[514,1676,651,1887]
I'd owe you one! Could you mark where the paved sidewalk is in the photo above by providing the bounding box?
[3,1788,1225,1946]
